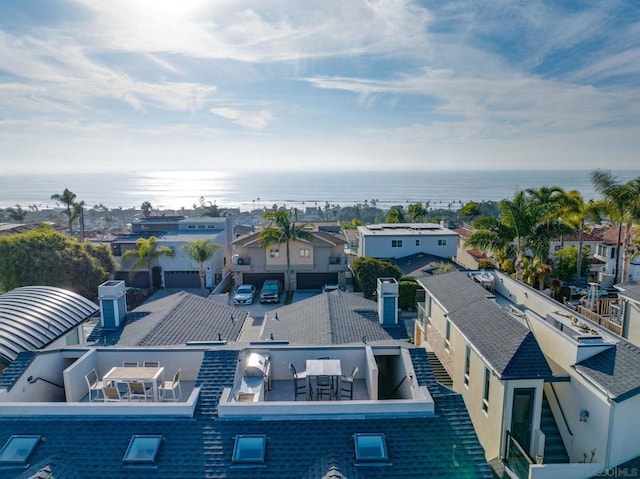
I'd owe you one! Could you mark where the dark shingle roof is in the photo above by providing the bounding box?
[418,272,552,380]
[261,291,407,344]
[89,292,248,346]
[0,347,493,479]
[616,282,640,303]
[575,341,640,402]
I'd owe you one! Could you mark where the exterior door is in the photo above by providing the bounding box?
[511,388,535,454]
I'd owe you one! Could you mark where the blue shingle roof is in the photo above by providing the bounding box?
[418,272,552,380]
[0,347,492,478]
[260,291,407,345]
[575,340,640,402]
[88,292,248,346]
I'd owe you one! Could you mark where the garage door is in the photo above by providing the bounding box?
[296,272,338,290]
[242,273,285,289]
[164,271,201,288]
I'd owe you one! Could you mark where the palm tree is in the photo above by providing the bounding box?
[524,186,573,262]
[5,204,27,223]
[51,188,77,234]
[562,191,602,285]
[522,256,550,290]
[141,201,153,217]
[591,170,640,283]
[258,210,313,292]
[121,236,175,289]
[408,202,428,222]
[182,239,221,296]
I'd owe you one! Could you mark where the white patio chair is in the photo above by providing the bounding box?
[127,381,154,402]
[85,369,104,402]
[103,385,125,402]
[339,366,359,400]
[143,361,160,368]
[160,369,182,402]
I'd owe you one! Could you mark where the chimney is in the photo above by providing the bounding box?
[377,278,399,326]
[98,280,127,329]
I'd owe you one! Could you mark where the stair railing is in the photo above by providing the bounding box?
[544,383,573,455]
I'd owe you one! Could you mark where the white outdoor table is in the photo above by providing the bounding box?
[103,366,165,401]
[305,359,341,400]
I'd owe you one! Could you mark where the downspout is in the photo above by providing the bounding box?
[605,399,616,469]
[613,224,623,284]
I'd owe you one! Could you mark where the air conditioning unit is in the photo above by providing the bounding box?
[232,254,240,265]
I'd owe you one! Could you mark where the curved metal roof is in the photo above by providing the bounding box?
[0,286,98,364]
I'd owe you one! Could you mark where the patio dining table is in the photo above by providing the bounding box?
[305,359,342,401]
[103,366,165,401]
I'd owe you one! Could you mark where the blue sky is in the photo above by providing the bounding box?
[1,0,639,173]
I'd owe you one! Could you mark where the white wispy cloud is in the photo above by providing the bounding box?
[210,107,274,130]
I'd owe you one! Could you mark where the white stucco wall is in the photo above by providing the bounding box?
[358,231,458,259]
[609,395,640,467]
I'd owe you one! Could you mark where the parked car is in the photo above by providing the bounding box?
[323,284,340,293]
[233,284,256,305]
[260,280,282,304]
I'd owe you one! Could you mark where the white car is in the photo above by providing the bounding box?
[233,284,256,305]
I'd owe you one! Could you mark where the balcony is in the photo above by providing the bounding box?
[328,256,348,272]
[218,345,434,420]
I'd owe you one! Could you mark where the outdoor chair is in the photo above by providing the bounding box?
[143,361,160,368]
[127,381,154,402]
[289,363,310,401]
[85,369,104,402]
[340,366,359,400]
[103,385,125,402]
[315,357,334,401]
[160,369,182,402]
[123,361,139,367]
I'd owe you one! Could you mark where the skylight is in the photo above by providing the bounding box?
[0,435,41,465]
[232,435,266,463]
[123,435,162,465]
[354,433,388,461]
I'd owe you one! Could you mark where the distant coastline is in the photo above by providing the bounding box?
[1,169,639,212]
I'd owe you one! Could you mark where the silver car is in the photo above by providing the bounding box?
[233,284,256,305]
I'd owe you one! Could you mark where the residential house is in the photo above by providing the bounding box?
[613,278,640,347]
[111,216,234,289]
[0,286,98,371]
[416,270,640,478]
[415,272,554,471]
[453,225,490,270]
[0,291,493,478]
[591,225,625,286]
[231,224,348,290]
[260,281,407,344]
[357,223,458,261]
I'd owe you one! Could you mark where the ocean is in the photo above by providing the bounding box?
[1,169,638,212]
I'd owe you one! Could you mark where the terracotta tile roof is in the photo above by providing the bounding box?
[467,249,488,259]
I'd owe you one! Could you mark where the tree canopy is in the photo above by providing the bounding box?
[351,257,402,299]
[121,236,174,289]
[182,239,221,296]
[0,227,115,298]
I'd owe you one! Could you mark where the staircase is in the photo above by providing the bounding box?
[426,351,453,388]
[540,393,570,464]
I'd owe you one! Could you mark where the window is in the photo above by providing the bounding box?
[299,248,310,258]
[482,368,491,412]
[415,240,420,246]
[610,247,616,259]
[554,245,561,251]
[464,345,470,387]
[123,435,162,465]
[445,318,451,350]
[233,435,267,463]
[269,249,280,258]
[437,239,447,246]
[391,240,403,248]
[354,433,388,462]
[0,435,41,465]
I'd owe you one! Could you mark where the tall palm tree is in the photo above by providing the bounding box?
[524,185,573,261]
[182,239,221,296]
[408,202,428,222]
[51,188,77,235]
[6,204,27,224]
[121,236,175,289]
[141,201,153,217]
[591,170,640,283]
[466,191,536,281]
[258,210,313,292]
[562,191,602,285]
